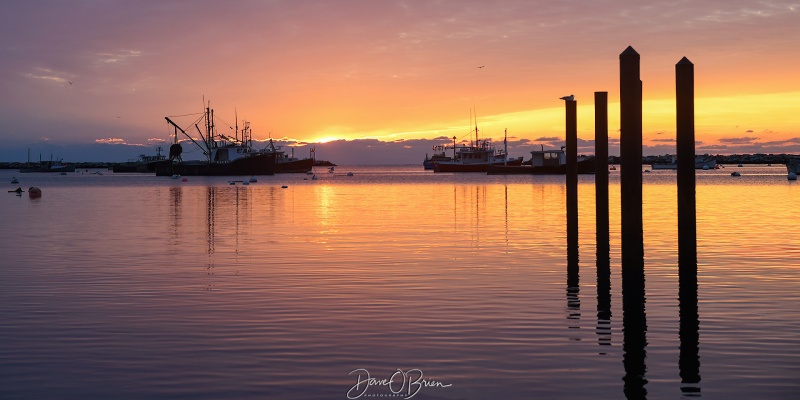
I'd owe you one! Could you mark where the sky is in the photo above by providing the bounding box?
[1,0,799,164]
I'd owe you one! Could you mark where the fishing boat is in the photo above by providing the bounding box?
[155,104,276,176]
[487,146,596,175]
[651,155,717,170]
[423,145,454,170]
[433,128,523,173]
[112,147,170,173]
[261,138,315,173]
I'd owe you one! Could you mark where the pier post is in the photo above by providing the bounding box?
[676,56,701,393]
[594,91,611,348]
[620,46,647,399]
[565,98,580,326]
[619,45,644,274]
[676,57,697,268]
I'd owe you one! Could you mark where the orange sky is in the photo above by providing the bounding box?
[1,1,798,162]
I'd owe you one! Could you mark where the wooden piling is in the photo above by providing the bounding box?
[594,91,612,347]
[619,46,644,273]
[620,46,647,399]
[677,56,701,392]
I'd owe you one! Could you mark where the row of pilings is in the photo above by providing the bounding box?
[563,46,700,399]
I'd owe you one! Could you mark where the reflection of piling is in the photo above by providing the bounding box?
[620,46,647,399]
[677,56,701,393]
[566,99,580,325]
[594,91,611,348]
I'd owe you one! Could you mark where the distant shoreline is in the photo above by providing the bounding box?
[0,154,797,169]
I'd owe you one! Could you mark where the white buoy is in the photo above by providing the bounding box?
[171,174,181,179]
[738,163,743,167]
[788,172,797,181]
[702,165,709,170]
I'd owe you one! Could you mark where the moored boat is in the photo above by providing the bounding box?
[651,155,717,170]
[261,139,315,173]
[19,159,76,173]
[113,147,170,173]
[423,145,453,170]
[487,147,596,175]
[433,128,523,173]
[155,104,276,176]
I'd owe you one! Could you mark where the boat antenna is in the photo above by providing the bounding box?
[235,108,239,143]
[504,128,508,166]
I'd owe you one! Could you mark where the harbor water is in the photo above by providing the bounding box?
[1,165,798,399]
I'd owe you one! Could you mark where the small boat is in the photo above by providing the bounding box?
[11,177,18,184]
[155,103,276,177]
[487,146,596,175]
[19,159,76,173]
[112,147,170,173]
[651,155,717,170]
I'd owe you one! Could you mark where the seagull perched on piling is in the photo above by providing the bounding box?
[560,94,574,101]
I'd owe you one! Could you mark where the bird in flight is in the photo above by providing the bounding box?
[477,66,485,68]
[559,94,574,101]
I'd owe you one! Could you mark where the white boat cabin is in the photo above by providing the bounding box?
[530,149,566,167]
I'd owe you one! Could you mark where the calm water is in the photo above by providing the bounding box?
[1,166,798,399]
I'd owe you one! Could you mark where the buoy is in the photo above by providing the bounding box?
[229,181,236,185]
[242,180,249,185]
[731,171,741,177]
[28,187,41,199]
[11,177,18,184]
[346,172,354,176]
[281,185,288,188]
[249,176,257,183]
[788,172,797,181]
[644,169,651,173]
[171,174,181,179]
[738,163,743,167]
[702,165,709,170]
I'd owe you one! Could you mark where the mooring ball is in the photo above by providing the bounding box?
[28,187,42,198]
[788,172,797,181]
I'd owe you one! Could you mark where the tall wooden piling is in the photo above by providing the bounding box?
[676,57,697,268]
[619,46,644,273]
[594,91,611,347]
[595,92,610,256]
[565,98,580,322]
[620,46,647,399]
[677,56,701,393]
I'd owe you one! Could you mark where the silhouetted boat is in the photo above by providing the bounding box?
[113,147,170,173]
[487,147,596,175]
[433,128,523,173]
[19,159,75,173]
[786,160,799,174]
[651,155,717,170]
[262,139,315,173]
[423,145,454,170]
[155,104,276,176]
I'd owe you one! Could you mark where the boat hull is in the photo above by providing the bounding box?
[433,158,524,173]
[487,157,597,175]
[275,158,315,173]
[155,153,276,176]
[113,160,171,173]
[19,165,76,173]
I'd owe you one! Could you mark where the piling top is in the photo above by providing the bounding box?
[677,56,693,65]
[620,46,639,57]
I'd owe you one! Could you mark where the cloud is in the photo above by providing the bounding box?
[95,138,127,144]
[24,67,71,85]
[719,136,759,144]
